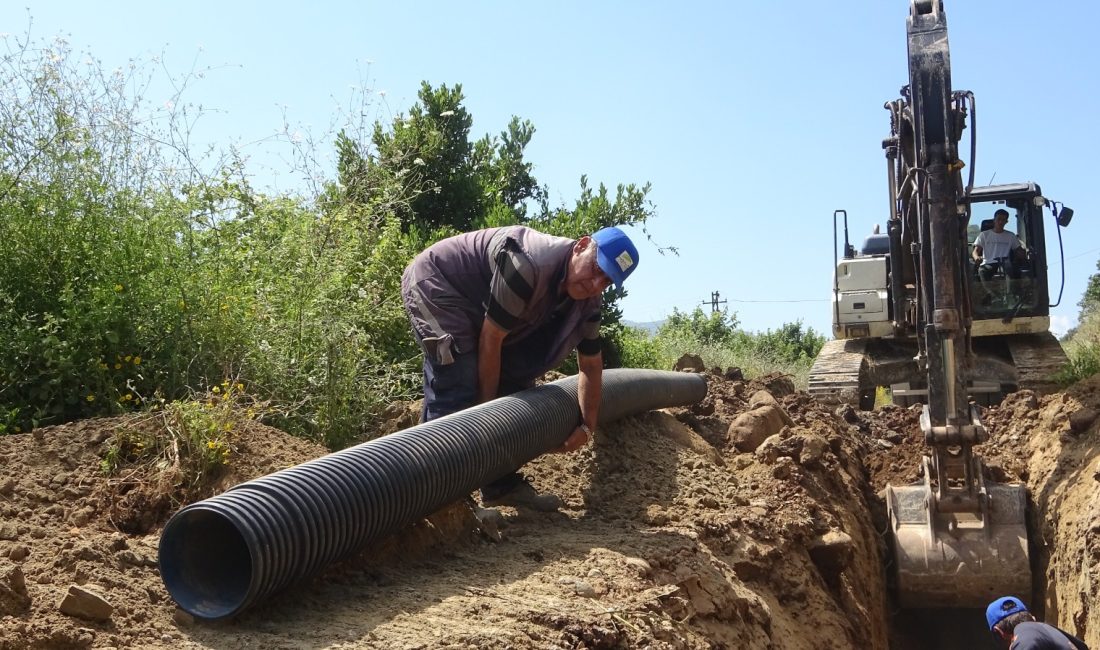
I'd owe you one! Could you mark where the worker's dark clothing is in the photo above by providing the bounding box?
[1009,621,1089,650]
[419,350,529,422]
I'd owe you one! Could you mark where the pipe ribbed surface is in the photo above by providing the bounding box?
[158,369,707,620]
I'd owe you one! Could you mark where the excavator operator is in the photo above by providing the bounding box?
[973,208,1028,281]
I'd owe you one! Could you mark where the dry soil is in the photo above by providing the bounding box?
[1,370,1099,649]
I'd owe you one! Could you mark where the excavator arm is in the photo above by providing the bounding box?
[905,0,972,433]
[883,0,1031,608]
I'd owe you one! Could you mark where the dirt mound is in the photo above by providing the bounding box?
[1011,378,1100,645]
[1,369,1098,649]
[0,416,328,648]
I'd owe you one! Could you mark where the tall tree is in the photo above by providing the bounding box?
[336,82,543,233]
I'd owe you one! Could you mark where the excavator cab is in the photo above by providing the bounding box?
[967,184,1054,322]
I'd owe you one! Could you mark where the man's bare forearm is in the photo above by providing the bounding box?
[577,351,602,430]
[478,319,506,403]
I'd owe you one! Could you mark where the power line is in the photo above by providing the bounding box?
[1066,247,1100,261]
[725,298,830,303]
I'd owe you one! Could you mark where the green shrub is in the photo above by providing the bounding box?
[614,325,662,369]
[657,307,739,347]
[731,321,826,366]
[0,32,198,429]
[649,315,824,388]
[1056,305,1100,386]
[229,202,424,448]
[0,32,426,445]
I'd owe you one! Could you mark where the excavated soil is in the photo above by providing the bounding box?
[1,370,1098,649]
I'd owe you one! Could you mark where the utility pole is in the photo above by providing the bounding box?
[701,291,727,313]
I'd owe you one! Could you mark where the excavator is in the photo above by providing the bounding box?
[809,1,1076,608]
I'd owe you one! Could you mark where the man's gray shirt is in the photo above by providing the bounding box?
[402,226,601,384]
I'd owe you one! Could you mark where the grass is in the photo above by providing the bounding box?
[650,335,815,389]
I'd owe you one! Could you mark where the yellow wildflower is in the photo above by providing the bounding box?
[114,284,123,292]
[206,441,216,449]
[133,356,141,365]
[124,355,132,362]
[86,394,95,402]
[114,363,122,370]
[212,386,220,394]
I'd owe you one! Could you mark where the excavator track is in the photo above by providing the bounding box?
[808,338,870,408]
[1006,331,1068,395]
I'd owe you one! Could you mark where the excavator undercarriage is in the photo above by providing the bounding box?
[809,331,1066,410]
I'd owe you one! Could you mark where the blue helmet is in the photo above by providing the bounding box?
[986,596,1028,630]
[591,226,639,291]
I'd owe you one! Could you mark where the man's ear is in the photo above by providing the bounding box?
[574,235,593,254]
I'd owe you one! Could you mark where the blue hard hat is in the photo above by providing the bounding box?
[986,596,1028,630]
[591,226,639,291]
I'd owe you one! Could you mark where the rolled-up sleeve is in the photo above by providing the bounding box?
[576,310,602,356]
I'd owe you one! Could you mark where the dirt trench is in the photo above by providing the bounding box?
[0,370,1098,649]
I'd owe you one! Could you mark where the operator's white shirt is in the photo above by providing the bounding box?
[974,229,1021,264]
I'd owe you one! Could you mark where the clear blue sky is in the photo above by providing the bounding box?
[5,1,1098,336]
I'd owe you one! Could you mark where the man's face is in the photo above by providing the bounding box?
[994,212,1009,231]
[564,236,612,300]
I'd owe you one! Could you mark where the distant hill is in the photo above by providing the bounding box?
[623,319,664,335]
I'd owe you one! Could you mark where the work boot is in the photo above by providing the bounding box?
[480,473,563,512]
[473,506,504,526]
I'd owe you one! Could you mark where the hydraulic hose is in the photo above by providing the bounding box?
[158,368,707,620]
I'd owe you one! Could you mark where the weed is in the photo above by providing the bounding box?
[99,379,265,493]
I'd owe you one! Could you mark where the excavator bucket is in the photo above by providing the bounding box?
[885,480,1031,608]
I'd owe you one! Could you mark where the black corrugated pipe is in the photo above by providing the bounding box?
[158,368,707,620]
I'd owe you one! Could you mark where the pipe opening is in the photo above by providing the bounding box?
[159,507,253,619]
